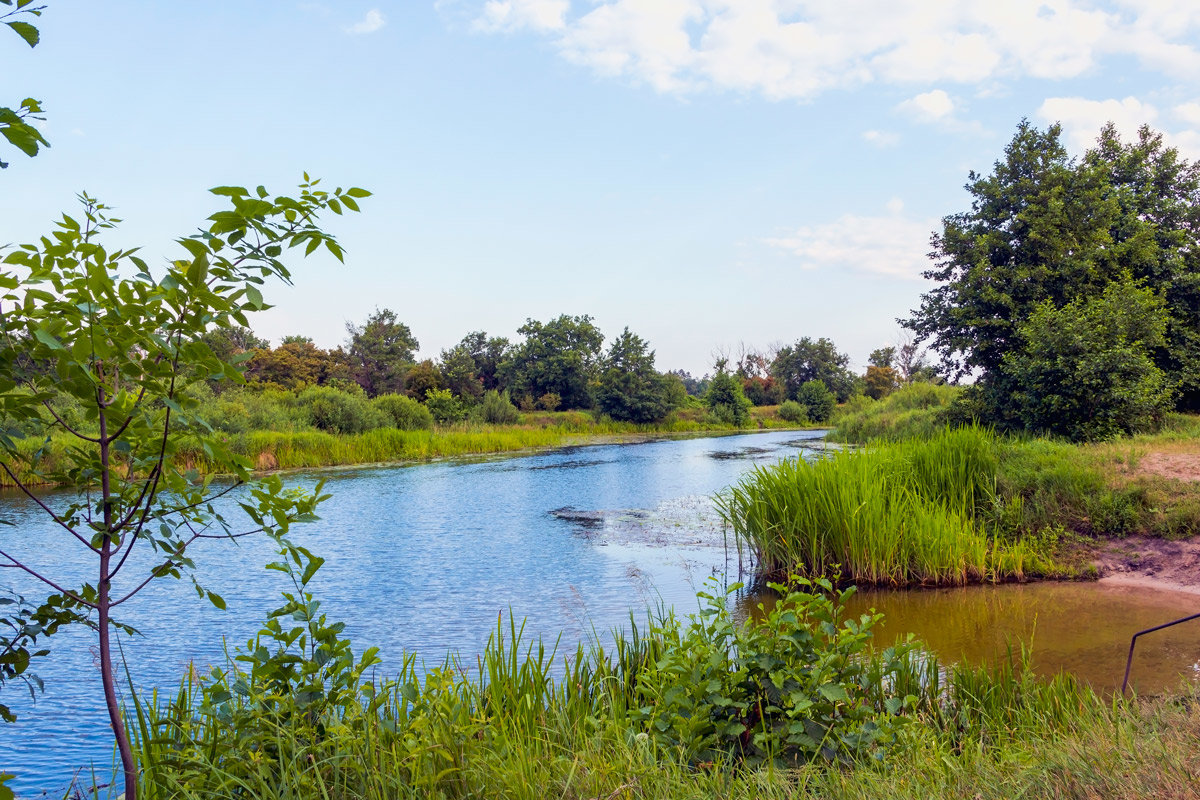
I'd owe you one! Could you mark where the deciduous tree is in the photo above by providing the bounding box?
[0,178,366,798]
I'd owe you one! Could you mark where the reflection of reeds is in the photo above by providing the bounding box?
[716,427,1037,587]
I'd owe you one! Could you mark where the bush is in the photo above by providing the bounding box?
[536,392,561,412]
[425,388,466,425]
[778,400,808,424]
[480,390,520,425]
[372,393,434,431]
[299,385,389,434]
[631,578,909,765]
[706,368,752,427]
[796,379,836,423]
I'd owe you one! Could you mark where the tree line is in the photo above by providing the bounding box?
[207,313,937,428]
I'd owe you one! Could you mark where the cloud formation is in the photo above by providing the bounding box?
[1036,95,1200,158]
[765,208,936,281]
[463,1,1200,101]
[347,9,386,35]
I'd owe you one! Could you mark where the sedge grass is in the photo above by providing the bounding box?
[716,427,1029,587]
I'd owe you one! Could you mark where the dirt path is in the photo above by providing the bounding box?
[1094,536,1200,596]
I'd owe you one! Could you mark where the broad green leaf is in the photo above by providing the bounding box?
[5,20,38,47]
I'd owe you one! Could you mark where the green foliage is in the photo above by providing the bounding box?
[778,400,808,424]
[299,384,389,434]
[1,1,48,170]
[402,359,441,402]
[503,315,603,410]
[1000,276,1172,441]
[345,308,418,397]
[771,338,857,403]
[742,376,786,406]
[0,179,362,793]
[438,343,483,403]
[372,392,434,431]
[906,120,1200,424]
[716,428,1035,587]
[595,327,674,423]
[632,578,909,766]
[706,362,752,427]
[424,388,466,425]
[832,383,960,443]
[479,389,519,425]
[796,380,836,423]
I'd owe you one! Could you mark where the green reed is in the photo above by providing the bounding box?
[715,427,1035,587]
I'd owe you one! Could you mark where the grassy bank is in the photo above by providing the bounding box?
[0,405,803,488]
[124,553,1199,800]
[717,428,1050,587]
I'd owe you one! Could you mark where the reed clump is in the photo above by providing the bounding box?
[716,427,1042,587]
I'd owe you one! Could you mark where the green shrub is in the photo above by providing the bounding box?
[796,379,836,422]
[299,385,389,434]
[480,390,520,425]
[372,393,434,431]
[630,578,910,765]
[425,388,466,425]
[778,400,808,424]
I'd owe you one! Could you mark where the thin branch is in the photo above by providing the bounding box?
[38,397,100,443]
[0,548,96,609]
[0,461,101,554]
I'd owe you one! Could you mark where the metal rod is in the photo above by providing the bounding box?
[1121,611,1200,694]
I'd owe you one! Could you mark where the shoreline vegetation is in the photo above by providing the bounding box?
[0,405,808,489]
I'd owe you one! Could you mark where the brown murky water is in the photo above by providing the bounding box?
[813,581,1200,694]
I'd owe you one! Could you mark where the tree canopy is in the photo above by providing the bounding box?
[503,315,604,410]
[905,119,1200,437]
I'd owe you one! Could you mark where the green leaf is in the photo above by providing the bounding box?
[209,185,249,197]
[32,326,63,351]
[5,20,39,47]
[245,285,263,309]
[206,591,227,611]
[818,683,849,703]
[345,187,371,198]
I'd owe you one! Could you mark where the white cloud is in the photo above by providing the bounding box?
[346,9,386,35]
[862,129,900,148]
[476,0,567,32]
[766,208,935,281]
[461,1,1200,101]
[896,89,955,122]
[1036,96,1159,151]
[1174,101,1200,128]
[1037,94,1200,159]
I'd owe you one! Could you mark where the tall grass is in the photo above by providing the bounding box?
[717,428,1041,587]
[831,383,961,443]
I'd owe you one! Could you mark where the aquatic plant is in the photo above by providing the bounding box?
[715,427,1029,587]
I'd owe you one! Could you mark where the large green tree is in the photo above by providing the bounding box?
[770,337,856,402]
[595,328,674,423]
[905,120,1200,424]
[345,308,418,397]
[0,179,365,798]
[502,315,603,410]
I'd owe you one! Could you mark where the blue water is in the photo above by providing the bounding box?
[0,429,826,797]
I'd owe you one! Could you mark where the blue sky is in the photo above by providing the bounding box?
[6,1,1200,376]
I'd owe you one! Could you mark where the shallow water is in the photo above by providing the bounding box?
[752,581,1200,695]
